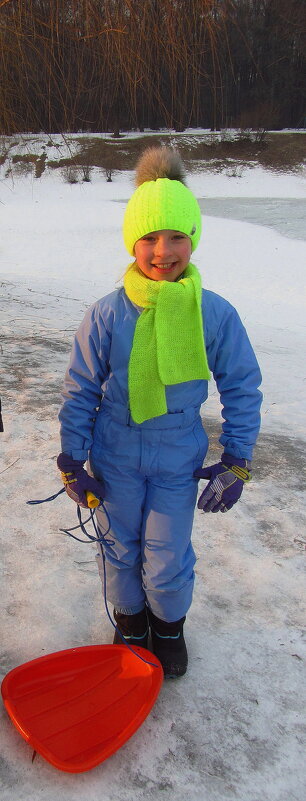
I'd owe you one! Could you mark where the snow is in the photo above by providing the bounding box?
[190,165,306,198]
[1,136,306,801]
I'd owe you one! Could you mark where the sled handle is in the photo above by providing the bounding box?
[86,491,100,509]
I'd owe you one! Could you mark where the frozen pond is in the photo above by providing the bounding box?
[198,197,306,240]
[113,197,306,240]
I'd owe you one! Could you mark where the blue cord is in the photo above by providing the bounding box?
[27,489,159,669]
[62,506,159,669]
[27,487,66,504]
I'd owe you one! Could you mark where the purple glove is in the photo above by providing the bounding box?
[57,453,105,508]
[194,452,252,513]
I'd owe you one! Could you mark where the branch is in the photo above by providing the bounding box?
[0,457,20,474]
[79,28,128,41]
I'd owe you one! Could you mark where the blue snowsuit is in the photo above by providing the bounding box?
[59,286,262,622]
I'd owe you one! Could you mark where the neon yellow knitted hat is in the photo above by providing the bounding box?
[123,147,202,255]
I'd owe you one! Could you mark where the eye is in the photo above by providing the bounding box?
[173,234,186,240]
[141,235,155,242]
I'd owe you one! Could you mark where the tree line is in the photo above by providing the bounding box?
[0,0,305,135]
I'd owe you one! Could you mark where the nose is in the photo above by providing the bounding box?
[154,234,172,259]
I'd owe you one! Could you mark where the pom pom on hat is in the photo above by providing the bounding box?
[135,146,187,186]
[123,146,202,255]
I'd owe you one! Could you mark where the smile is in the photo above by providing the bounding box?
[153,263,177,271]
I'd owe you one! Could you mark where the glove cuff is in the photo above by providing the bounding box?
[221,452,252,482]
[222,452,251,468]
[57,452,86,472]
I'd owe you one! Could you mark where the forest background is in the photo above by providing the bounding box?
[0,0,305,137]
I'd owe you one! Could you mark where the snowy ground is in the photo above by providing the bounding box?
[1,137,306,801]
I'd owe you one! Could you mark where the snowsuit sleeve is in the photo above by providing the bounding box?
[204,292,262,460]
[59,302,112,460]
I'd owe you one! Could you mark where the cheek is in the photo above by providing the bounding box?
[182,242,192,261]
[134,244,148,263]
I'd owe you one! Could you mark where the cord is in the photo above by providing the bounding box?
[27,489,159,669]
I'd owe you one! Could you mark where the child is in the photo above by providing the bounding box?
[57,146,262,678]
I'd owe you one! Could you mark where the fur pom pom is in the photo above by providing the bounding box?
[135,146,186,187]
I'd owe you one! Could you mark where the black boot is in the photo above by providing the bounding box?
[113,608,149,648]
[148,609,188,678]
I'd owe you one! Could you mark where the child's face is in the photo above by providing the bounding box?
[134,229,192,282]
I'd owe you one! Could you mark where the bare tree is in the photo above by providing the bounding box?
[0,0,304,134]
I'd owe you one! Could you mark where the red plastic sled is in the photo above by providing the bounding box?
[1,644,163,773]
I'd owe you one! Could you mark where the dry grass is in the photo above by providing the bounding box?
[5,131,305,181]
[34,132,306,172]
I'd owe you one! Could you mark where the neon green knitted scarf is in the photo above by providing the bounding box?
[124,262,211,423]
